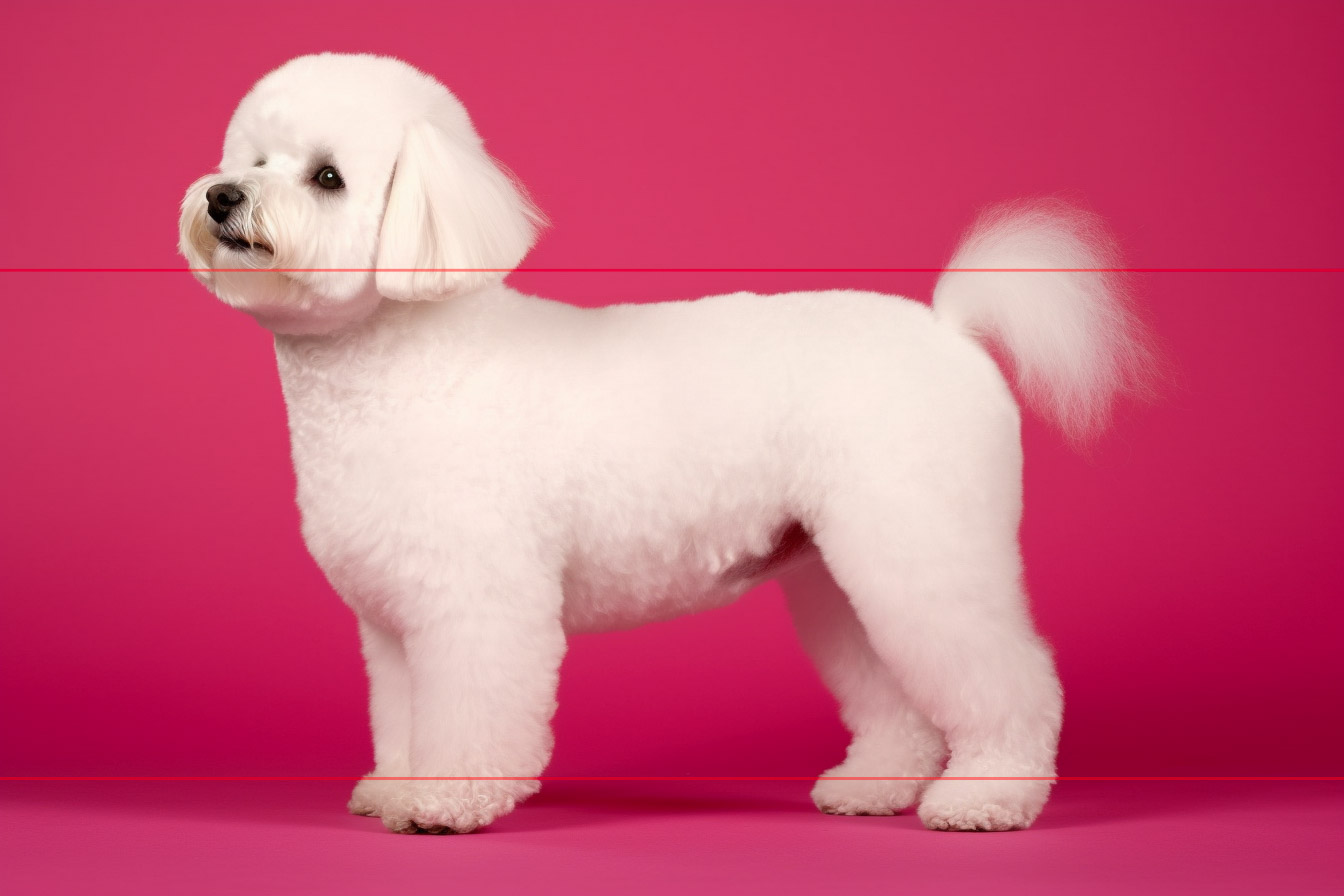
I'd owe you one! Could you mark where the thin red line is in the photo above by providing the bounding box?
[1,267,1342,274]
[3,776,1341,782]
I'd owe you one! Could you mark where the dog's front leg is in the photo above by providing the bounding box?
[348,619,412,817]
[379,574,566,834]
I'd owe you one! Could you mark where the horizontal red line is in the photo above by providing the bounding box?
[1,268,1341,274]
[3,776,1340,782]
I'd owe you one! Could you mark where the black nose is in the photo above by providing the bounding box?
[206,183,245,223]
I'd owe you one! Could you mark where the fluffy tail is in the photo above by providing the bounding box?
[932,199,1154,442]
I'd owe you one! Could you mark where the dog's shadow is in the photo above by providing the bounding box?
[0,778,809,836]
[5,778,1322,836]
[516,779,1343,834]
[503,780,806,832]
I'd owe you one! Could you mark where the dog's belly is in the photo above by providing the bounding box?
[559,520,815,633]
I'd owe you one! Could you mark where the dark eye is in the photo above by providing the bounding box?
[314,166,345,190]
[254,159,266,167]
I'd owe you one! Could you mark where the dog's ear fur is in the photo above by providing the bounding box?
[376,120,544,301]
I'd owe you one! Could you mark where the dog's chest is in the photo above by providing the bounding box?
[272,314,819,633]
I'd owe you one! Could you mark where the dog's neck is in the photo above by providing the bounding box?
[270,282,518,409]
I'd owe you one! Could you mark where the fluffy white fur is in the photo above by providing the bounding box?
[179,53,1151,834]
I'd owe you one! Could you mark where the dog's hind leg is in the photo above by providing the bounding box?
[811,458,1063,831]
[779,564,946,816]
[779,560,947,815]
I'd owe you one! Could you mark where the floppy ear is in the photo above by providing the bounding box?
[376,120,544,301]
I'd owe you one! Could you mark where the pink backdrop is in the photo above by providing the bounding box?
[2,0,1341,781]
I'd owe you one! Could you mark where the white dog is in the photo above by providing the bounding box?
[179,53,1151,834]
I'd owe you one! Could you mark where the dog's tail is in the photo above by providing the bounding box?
[931,199,1155,442]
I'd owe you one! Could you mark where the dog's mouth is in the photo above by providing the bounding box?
[218,233,274,255]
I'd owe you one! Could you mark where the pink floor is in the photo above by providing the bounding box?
[2,780,1339,894]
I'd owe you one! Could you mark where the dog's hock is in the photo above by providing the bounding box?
[376,120,545,302]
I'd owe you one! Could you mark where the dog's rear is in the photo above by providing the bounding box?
[932,200,1154,442]
[790,201,1157,831]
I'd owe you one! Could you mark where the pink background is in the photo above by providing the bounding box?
[2,0,1342,788]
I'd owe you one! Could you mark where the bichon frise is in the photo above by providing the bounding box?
[178,53,1151,834]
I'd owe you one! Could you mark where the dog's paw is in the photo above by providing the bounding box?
[348,772,403,817]
[810,734,946,817]
[379,777,540,834]
[917,777,1051,832]
[810,758,933,816]
[812,775,921,816]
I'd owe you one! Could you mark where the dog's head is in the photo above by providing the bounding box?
[178,53,544,334]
